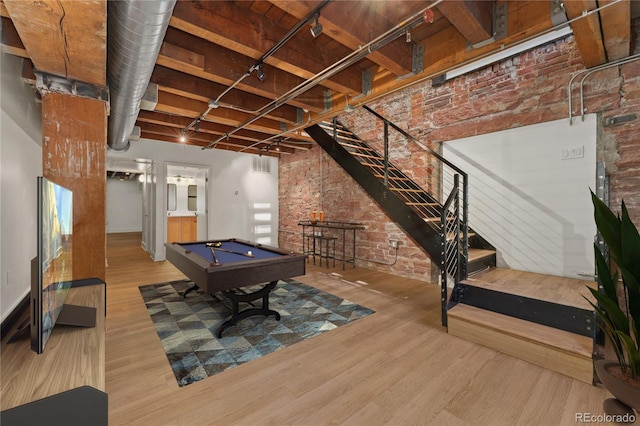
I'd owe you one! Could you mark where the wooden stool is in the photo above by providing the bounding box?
[304,234,316,263]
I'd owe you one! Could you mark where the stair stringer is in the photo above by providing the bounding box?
[305,123,443,266]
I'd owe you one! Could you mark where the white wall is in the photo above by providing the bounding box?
[1,53,43,322]
[443,116,597,279]
[106,179,143,233]
[108,138,279,260]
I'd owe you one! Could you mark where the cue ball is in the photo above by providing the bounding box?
[247,250,253,256]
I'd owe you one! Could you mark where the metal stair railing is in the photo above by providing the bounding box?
[319,120,442,227]
[360,106,469,281]
[441,174,461,327]
[317,115,468,326]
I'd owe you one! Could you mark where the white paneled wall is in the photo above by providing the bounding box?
[443,116,597,278]
[106,179,143,233]
[108,138,279,260]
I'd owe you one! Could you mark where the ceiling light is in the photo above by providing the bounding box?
[179,130,186,143]
[310,14,322,38]
[256,64,266,82]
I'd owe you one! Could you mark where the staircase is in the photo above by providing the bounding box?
[447,268,596,384]
[305,111,596,384]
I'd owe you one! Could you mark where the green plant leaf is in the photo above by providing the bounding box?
[587,297,626,363]
[587,287,630,335]
[620,201,640,284]
[591,191,622,264]
[619,265,640,350]
[594,244,618,303]
[614,330,640,379]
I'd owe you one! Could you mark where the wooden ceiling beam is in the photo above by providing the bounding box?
[0,16,28,58]
[564,0,607,67]
[136,110,312,147]
[151,65,300,125]
[3,0,106,86]
[153,92,301,137]
[0,1,9,17]
[170,1,362,96]
[414,1,558,76]
[436,0,494,45]
[160,28,326,113]
[599,0,631,61]
[139,131,281,157]
[139,122,297,154]
[268,0,414,77]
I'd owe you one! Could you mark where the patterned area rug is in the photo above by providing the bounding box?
[139,278,374,387]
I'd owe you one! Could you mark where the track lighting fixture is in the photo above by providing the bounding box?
[310,14,322,38]
[256,63,266,82]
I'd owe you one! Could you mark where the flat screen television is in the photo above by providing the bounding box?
[31,177,95,354]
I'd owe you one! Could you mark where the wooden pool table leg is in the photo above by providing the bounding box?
[216,280,281,338]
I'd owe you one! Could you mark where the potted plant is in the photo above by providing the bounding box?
[588,191,640,415]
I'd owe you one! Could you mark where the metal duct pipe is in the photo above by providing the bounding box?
[107,0,176,151]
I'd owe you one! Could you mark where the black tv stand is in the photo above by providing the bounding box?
[57,304,97,327]
[6,318,30,344]
[6,278,104,346]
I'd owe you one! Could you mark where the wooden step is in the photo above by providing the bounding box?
[373,174,411,181]
[405,202,439,207]
[361,162,399,170]
[468,248,496,263]
[464,268,596,310]
[447,304,593,384]
[350,151,384,160]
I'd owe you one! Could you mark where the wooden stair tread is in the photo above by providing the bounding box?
[468,248,496,262]
[406,202,439,206]
[447,304,593,383]
[351,152,384,160]
[373,174,411,180]
[463,268,596,310]
[361,162,399,170]
[339,142,375,151]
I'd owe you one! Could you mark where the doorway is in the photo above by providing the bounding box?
[166,163,209,243]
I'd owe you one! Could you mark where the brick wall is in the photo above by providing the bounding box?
[279,35,640,283]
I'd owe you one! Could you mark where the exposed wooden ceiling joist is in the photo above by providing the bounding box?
[3,0,106,87]
[0,0,634,155]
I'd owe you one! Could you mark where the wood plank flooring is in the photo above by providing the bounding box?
[104,233,613,426]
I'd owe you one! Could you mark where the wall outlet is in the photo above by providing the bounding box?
[389,239,399,248]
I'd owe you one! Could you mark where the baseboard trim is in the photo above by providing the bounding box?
[1,293,29,340]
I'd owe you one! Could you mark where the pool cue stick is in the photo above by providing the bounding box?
[208,246,220,264]
[206,243,254,258]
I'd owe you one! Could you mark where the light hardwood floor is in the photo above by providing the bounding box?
[105,233,615,426]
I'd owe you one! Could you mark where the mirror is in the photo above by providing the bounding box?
[167,183,176,211]
[187,185,197,211]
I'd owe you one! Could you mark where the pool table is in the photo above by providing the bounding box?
[165,238,306,336]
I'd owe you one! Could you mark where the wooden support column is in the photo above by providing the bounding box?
[41,92,107,281]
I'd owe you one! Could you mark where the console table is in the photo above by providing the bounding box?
[1,280,107,425]
[298,220,365,270]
